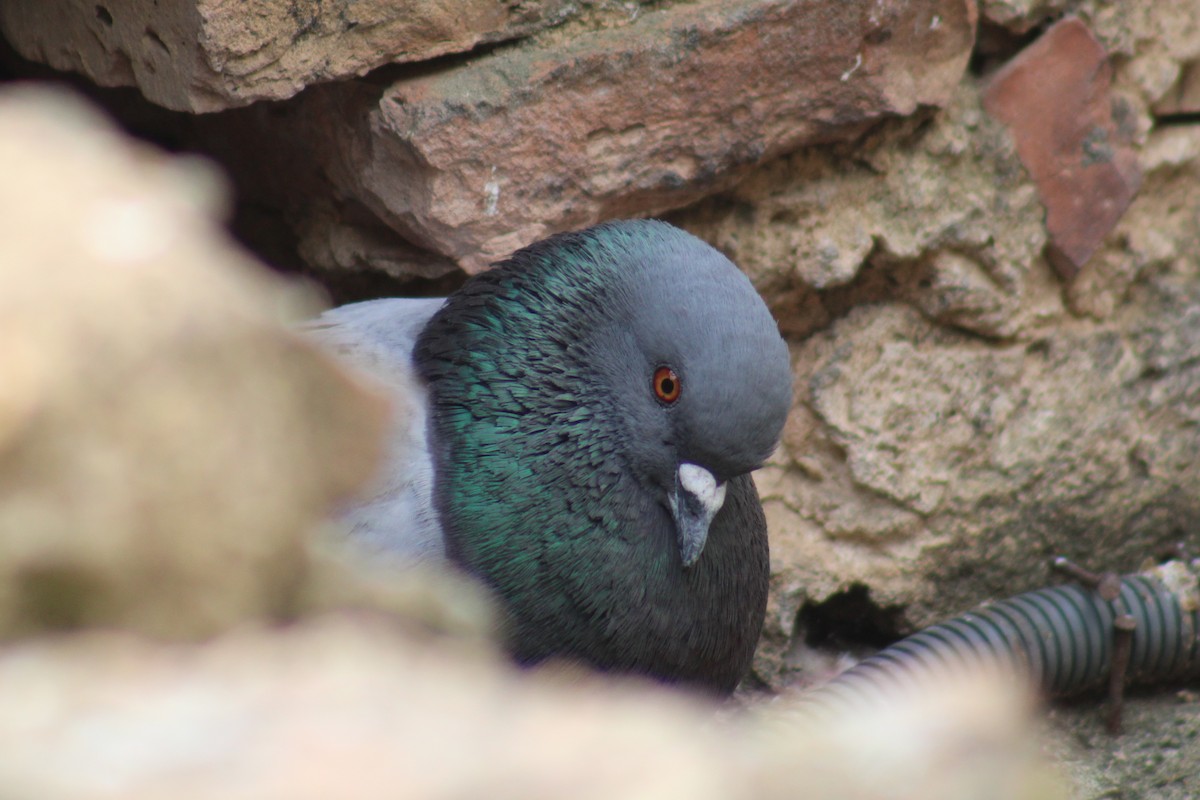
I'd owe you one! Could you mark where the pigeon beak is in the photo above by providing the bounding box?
[667,463,727,569]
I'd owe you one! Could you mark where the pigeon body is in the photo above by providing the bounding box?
[308,297,446,560]
[309,220,792,693]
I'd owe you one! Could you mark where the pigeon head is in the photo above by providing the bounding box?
[577,224,792,565]
[415,219,791,692]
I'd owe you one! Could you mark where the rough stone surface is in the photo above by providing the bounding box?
[749,264,1200,682]
[673,82,1059,340]
[0,0,576,112]
[979,0,1068,32]
[983,17,1142,281]
[0,619,1062,800]
[291,0,977,273]
[1155,59,1200,115]
[1066,123,1200,320]
[0,85,394,640]
[181,96,465,285]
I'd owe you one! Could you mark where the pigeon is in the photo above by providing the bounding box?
[306,220,792,694]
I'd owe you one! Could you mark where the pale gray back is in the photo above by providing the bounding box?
[303,297,447,562]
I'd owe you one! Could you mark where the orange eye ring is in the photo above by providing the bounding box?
[653,366,681,404]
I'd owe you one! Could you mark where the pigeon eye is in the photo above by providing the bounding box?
[653,366,681,404]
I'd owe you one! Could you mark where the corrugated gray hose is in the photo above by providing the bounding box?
[808,559,1200,727]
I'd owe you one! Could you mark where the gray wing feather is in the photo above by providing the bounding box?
[303,298,447,563]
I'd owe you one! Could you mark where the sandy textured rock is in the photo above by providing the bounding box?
[290,0,976,273]
[754,269,1200,674]
[674,82,1058,340]
[0,618,1062,800]
[983,17,1141,281]
[1155,60,1200,115]
[1066,123,1200,322]
[0,85,391,640]
[0,0,575,112]
[979,0,1068,32]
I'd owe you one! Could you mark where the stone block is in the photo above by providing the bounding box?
[302,0,977,272]
[0,0,575,112]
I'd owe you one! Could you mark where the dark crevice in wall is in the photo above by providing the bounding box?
[752,248,942,343]
[969,17,1057,79]
[792,584,908,653]
[0,32,461,303]
[1155,112,1200,127]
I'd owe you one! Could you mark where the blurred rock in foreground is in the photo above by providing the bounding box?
[0,84,397,640]
[0,0,578,112]
[0,617,1065,800]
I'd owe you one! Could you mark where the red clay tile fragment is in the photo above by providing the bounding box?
[983,16,1141,281]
